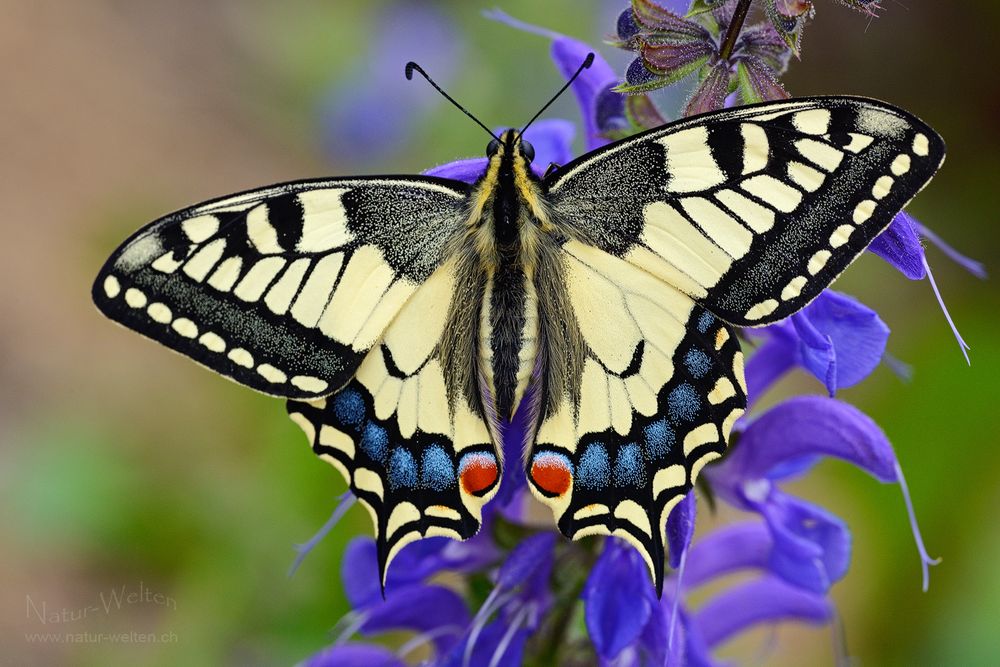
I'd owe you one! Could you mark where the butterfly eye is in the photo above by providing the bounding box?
[486,139,501,157]
[521,140,535,163]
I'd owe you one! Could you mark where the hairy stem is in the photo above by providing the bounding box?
[719,0,753,61]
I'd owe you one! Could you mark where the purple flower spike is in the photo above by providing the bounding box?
[693,576,833,649]
[304,643,406,667]
[584,538,657,660]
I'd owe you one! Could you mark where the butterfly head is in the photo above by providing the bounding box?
[486,129,535,165]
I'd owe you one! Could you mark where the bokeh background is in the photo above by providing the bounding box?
[2,1,997,665]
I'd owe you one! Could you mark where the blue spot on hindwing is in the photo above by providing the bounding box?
[684,348,712,379]
[360,422,388,463]
[420,445,455,491]
[668,383,700,423]
[644,418,675,459]
[613,443,645,487]
[332,387,366,429]
[577,443,611,490]
[697,310,715,334]
[388,447,417,491]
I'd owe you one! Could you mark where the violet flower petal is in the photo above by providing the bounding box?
[754,491,851,592]
[423,158,488,183]
[743,332,796,406]
[790,310,837,396]
[798,291,890,394]
[666,492,697,569]
[719,396,897,485]
[693,576,832,648]
[359,584,469,652]
[441,618,530,667]
[683,522,773,588]
[342,535,496,609]
[584,538,656,660]
[496,532,556,591]
[869,211,927,280]
[303,643,406,667]
[550,37,619,150]
[342,537,383,609]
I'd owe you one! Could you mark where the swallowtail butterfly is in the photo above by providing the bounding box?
[93,61,943,593]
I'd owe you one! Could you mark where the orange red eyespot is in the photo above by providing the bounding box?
[530,452,573,497]
[459,453,499,496]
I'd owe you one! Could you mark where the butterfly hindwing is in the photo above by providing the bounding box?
[545,96,945,326]
[92,177,468,398]
[287,258,502,584]
[526,241,746,593]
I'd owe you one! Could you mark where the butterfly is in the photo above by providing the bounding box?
[92,60,943,594]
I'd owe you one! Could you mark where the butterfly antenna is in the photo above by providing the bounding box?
[518,52,594,139]
[405,62,500,142]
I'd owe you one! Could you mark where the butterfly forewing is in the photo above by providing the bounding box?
[93,177,469,398]
[545,96,945,326]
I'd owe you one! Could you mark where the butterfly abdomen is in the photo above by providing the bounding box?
[479,244,540,422]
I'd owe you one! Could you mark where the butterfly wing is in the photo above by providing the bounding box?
[287,256,501,585]
[529,97,943,592]
[527,241,745,593]
[544,96,945,326]
[92,177,468,398]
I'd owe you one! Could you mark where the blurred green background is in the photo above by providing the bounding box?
[1,1,997,665]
